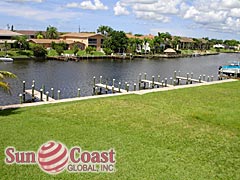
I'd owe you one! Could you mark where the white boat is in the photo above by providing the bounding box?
[0,57,14,62]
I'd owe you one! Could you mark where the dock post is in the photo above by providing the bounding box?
[190,72,193,84]
[22,81,26,93]
[32,80,35,87]
[127,84,129,92]
[203,74,206,81]
[113,79,115,87]
[118,82,121,92]
[93,76,96,87]
[105,79,108,90]
[144,73,147,80]
[95,87,98,95]
[51,88,54,99]
[174,71,177,80]
[152,76,155,88]
[125,82,128,91]
[42,84,45,94]
[46,91,49,101]
[22,81,26,103]
[164,78,167,87]
[157,75,161,82]
[173,79,176,86]
[19,94,23,104]
[211,76,214,81]
[186,73,189,84]
[138,73,142,90]
[40,89,43,101]
[170,77,173,85]
[207,76,210,82]
[112,86,115,94]
[100,76,102,84]
[199,76,202,83]
[31,85,35,101]
[77,88,81,97]
[57,90,61,100]
[161,80,164,87]
[134,83,137,91]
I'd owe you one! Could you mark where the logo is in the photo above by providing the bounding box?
[5,141,116,175]
[38,141,69,174]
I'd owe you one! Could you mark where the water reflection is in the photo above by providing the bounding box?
[0,53,239,105]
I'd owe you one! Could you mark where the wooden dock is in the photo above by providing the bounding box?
[25,89,55,102]
[95,83,128,93]
[176,76,207,83]
[141,79,174,87]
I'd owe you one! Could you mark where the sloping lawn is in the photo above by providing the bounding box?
[0,81,239,179]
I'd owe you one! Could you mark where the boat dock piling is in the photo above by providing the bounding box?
[17,70,222,104]
[25,89,55,102]
[94,76,128,95]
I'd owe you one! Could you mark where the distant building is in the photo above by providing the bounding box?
[126,34,154,53]
[0,29,22,46]
[15,30,40,39]
[213,44,225,48]
[59,33,105,51]
[29,39,85,50]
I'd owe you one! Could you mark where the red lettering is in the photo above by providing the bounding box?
[100,152,108,163]
[109,149,116,163]
[5,147,15,164]
[70,147,81,163]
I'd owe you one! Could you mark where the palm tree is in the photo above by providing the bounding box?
[97,25,113,37]
[0,71,17,94]
[12,35,29,50]
[35,31,45,39]
[46,26,59,39]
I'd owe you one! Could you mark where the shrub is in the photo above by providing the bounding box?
[31,44,47,57]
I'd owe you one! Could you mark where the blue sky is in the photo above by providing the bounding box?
[0,0,240,40]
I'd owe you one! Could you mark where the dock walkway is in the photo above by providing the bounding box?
[25,89,55,102]
[95,83,128,93]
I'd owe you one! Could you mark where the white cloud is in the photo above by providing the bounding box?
[0,1,80,21]
[66,0,108,10]
[114,0,182,22]
[114,2,129,16]
[181,0,240,34]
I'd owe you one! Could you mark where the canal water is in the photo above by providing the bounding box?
[0,53,239,106]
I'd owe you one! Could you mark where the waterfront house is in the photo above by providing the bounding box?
[126,34,154,53]
[29,39,85,50]
[15,30,40,39]
[0,29,23,48]
[59,33,105,51]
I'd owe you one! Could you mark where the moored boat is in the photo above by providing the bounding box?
[219,61,240,77]
[0,57,14,62]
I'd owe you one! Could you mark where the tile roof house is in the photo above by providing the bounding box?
[59,33,105,51]
[0,29,23,44]
[29,39,85,50]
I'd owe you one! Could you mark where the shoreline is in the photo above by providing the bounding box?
[6,52,240,61]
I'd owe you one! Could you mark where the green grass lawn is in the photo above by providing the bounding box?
[0,81,239,179]
[0,50,33,58]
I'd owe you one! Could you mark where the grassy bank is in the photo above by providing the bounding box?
[0,81,239,179]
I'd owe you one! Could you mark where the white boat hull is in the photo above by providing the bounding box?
[0,57,14,62]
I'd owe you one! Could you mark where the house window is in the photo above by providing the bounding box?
[88,38,97,45]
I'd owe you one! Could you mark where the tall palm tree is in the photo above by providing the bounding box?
[97,25,113,37]
[12,35,29,50]
[46,26,59,39]
[0,71,17,94]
